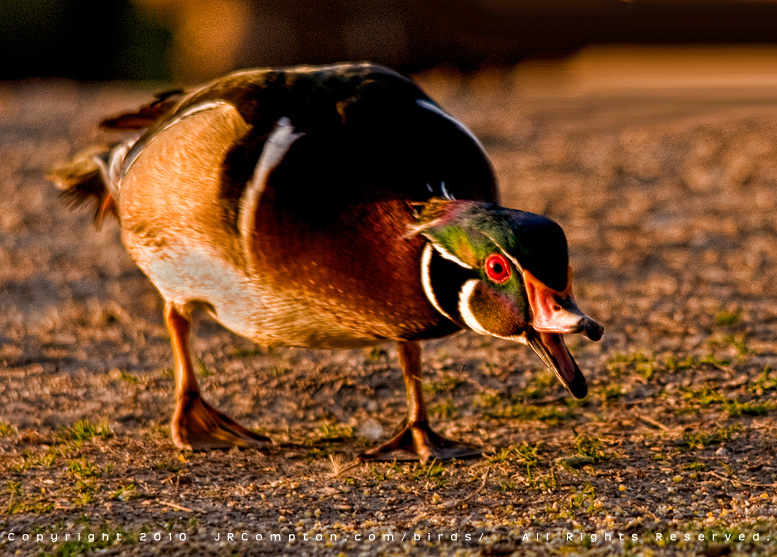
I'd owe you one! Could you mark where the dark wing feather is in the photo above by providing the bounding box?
[100,89,186,130]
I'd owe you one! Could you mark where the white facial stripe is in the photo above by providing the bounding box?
[239,117,305,243]
[432,244,474,269]
[416,99,489,158]
[458,279,490,336]
[421,244,455,322]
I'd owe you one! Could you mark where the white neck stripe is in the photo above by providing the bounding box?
[458,279,490,336]
[421,244,456,322]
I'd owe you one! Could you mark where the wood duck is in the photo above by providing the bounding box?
[49,63,603,462]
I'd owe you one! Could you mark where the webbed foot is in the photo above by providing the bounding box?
[172,392,270,451]
[359,420,480,463]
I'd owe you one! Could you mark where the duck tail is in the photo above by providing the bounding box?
[46,138,134,229]
[47,88,185,228]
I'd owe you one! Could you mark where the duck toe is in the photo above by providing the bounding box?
[359,420,480,463]
[172,393,270,451]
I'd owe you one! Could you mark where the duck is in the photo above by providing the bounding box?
[48,62,603,462]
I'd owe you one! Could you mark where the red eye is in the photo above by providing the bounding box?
[485,253,511,284]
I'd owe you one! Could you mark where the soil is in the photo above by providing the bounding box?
[1,69,777,556]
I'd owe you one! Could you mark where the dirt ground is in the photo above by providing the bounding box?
[2,67,777,556]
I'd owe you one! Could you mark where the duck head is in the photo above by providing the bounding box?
[413,199,603,398]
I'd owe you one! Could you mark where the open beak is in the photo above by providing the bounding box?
[523,267,603,399]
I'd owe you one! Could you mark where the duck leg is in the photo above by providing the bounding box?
[359,341,480,463]
[165,302,270,451]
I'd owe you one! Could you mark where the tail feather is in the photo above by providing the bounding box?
[50,88,183,226]
[48,136,136,228]
[47,144,118,228]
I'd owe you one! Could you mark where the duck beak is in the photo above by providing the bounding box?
[522,266,603,399]
[528,333,588,398]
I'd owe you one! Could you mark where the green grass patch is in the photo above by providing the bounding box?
[562,435,615,469]
[73,479,97,506]
[430,399,458,419]
[568,481,597,512]
[680,386,724,408]
[724,333,750,356]
[272,366,289,377]
[715,309,743,327]
[681,425,740,449]
[316,421,355,441]
[475,393,501,408]
[598,385,624,403]
[196,358,212,378]
[498,480,519,492]
[370,462,402,482]
[488,442,541,465]
[110,483,136,501]
[574,434,614,464]
[607,351,656,380]
[423,374,465,394]
[365,347,388,362]
[7,498,55,515]
[6,448,58,475]
[681,461,707,471]
[119,371,140,384]
[5,480,23,495]
[751,365,777,393]
[679,386,774,416]
[68,458,101,479]
[0,420,15,437]
[151,458,183,473]
[532,370,561,390]
[665,354,698,372]
[537,468,559,490]
[724,399,775,417]
[413,460,448,488]
[59,419,113,443]
[489,442,556,489]
[706,333,750,358]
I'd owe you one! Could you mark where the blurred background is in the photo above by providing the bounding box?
[2,0,777,83]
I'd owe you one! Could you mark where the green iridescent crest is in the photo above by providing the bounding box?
[411,199,570,292]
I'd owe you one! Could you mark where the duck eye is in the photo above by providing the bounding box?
[484,253,511,284]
